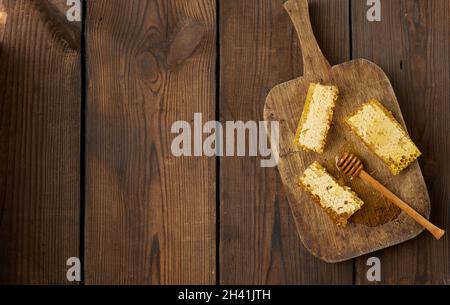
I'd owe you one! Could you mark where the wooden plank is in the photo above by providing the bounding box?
[0,0,81,284]
[220,0,353,284]
[85,0,216,284]
[352,0,450,284]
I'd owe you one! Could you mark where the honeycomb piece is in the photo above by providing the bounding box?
[294,83,339,153]
[299,162,364,227]
[345,99,421,175]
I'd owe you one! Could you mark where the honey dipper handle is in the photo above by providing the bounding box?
[283,0,331,76]
[359,171,445,240]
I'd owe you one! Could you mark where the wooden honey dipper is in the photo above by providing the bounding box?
[337,153,445,240]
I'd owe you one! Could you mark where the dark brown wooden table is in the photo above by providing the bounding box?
[0,0,448,285]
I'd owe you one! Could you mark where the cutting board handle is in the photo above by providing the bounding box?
[284,0,331,76]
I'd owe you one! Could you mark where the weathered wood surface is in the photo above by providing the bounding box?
[352,0,450,284]
[0,0,448,285]
[264,0,431,262]
[0,0,81,284]
[84,0,216,284]
[220,0,353,283]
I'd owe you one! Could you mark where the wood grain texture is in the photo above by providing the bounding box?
[0,0,80,284]
[352,0,450,284]
[264,0,431,263]
[85,0,216,284]
[220,0,353,284]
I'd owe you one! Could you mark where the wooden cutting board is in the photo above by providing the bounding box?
[264,0,431,263]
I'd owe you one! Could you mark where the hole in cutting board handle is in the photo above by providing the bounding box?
[283,0,331,77]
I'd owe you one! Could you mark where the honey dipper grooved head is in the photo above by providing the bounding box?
[337,153,364,177]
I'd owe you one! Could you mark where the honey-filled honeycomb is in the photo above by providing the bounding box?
[299,162,365,227]
[294,83,339,154]
[345,99,421,175]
